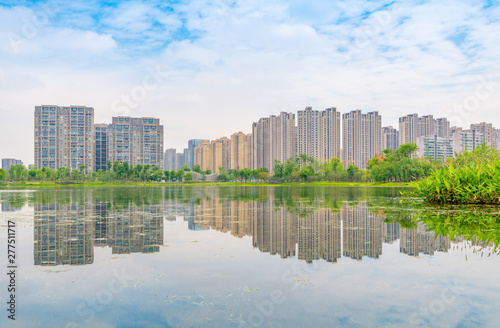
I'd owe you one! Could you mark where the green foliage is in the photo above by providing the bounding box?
[369,143,434,182]
[415,145,500,204]
[0,168,6,181]
[184,172,193,182]
[192,164,202,173]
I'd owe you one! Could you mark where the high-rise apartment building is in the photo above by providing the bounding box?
[176,153,185,170]
[252,117,271,170]
[452,130,484,153]
[187,139,209,169]
[436,118,451,138]
[252,112,295,171]
[381,126,399,151]
[297,107,340,161]
[164,148,176,171]
[194,141,211,172]
[94,124,108,171]
[419,115,435,137]
[34,105,94,173]
[210,137,231,173]
[470,122,496,148]
[416,135,454,160]
[398,114,420,145]
[399,114,451,146]
[230,132,252,170]
[107,117,164,170]
[297,107,321,159]
[2,158,23,170]
[342,110,381,169]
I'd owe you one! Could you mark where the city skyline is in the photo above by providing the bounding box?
[1,1,500,165]
[23,104,500,172]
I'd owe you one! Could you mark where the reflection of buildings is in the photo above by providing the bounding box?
[400,224,450,256]
[107,205,163,254]
[34,203,94,266]
[254,204,296,259]
[1,202,22,212]
[32,193,453,266]
[342,203,383,260]
[34,201,164,266]
[188,199,451,263]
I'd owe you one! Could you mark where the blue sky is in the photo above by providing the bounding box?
[0,0,499,164]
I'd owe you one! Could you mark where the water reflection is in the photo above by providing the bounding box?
[12,187,469,267]
[34,201,164,266]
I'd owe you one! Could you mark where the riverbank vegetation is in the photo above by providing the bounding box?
[415,144,500,204]
[1,143,433,185]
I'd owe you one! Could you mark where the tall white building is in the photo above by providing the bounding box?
[252,112,295,171]
[399,114,450,145]
[342,110,381,169]
[107,117,164,170]
[416,135,453,161]
[452,130,484,153]
[297,107,340,161]
[34,105,94,173]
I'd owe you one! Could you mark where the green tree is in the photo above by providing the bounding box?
[192,165,202,173]
[184,172,193,182]
[0,168,6,181]
[258,171,269,180]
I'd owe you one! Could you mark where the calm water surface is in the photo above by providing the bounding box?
[0,186,499,328]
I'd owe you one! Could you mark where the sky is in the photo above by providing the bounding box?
[0,0,499,165]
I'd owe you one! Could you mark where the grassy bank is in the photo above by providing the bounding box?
[0,180,417,189]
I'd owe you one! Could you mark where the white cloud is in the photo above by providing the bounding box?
[1,0,500,164]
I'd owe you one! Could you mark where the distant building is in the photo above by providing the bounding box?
[2,158,23,171]
[194,142,211,172]
[210,137,231,173]
[187,139,209,169]
[470,122,497,148]
[297,107,340,161]
[164,148,176,171]
[399,114,450,146]
[176,153,185,170]
[381,126,399,151]
[34,105,94,173]
[252,112,295,171]
[452,130,484,153]
[436,118,451,138]
[107,117,164,170]
[230,132,252,170]
[342,110,381,169]
[416,135,453,161]
[94,124,108,171]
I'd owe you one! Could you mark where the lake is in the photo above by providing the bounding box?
[0,186,499,328]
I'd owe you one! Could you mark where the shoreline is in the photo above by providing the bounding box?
[0,181,417,189]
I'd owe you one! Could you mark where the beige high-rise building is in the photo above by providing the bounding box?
[436,118,451,138]
[342,110,381,169]
[252,112,295,171]
[297,107,341,161]
[399,113,419,146]
[107,117,164,170]
[470,122,496,148]
[399,114,450,145]
[34,105,94,173]
[210,137,231,173]
[419,115,435,137]
[194,141,210,171]
[230,132,252,170]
